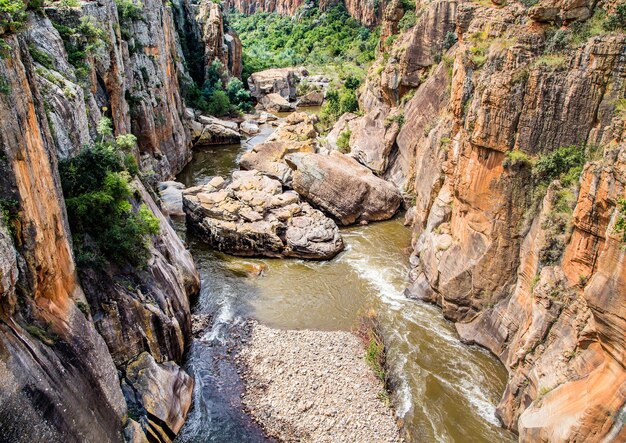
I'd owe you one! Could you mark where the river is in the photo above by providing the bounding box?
[174,113,515,443]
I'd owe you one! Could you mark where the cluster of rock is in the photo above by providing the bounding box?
[182,110,403,259]
[248,67,326,112]
[183,171,344,259]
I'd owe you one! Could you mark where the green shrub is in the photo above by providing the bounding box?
[398,10,416,31]
[604,4,626,31]
[28,44,54,69]
[230,5,379,84]
[337,129,351,153]
[533,145,585,185]
[116,0,144,22]
[318,86,359,130]
[59,119,159,268]
[0,74,10,94]
[503,150,533,169]
[0,0,27,32]
[60,0,79,9]
[185,60,252,116]
[443,31,458,50]
[519,0,538,7]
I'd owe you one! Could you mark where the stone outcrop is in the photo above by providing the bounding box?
[298,89,324,106]
[183,171,344,259]
[259,92,296,112]
[359,0,626,439]
[287,151,403,225]
[224,0,384,26]
[225,0,307,16]
[123,352,194,441]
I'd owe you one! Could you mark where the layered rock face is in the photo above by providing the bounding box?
[183,171,344,259]
[0,33,127,442]
[0,2,202,441]
[195,0,243,78]
[354,0,626,439]
[225,0,308,16]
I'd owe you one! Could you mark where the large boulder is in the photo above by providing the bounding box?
[259,93,296,113]
[158,181,186,216]
[287,152,402,225]
[248,67,299,101]
[183,171,344,259]
[123,352,194,441]
[239,141,315,184]
[298,90,324,107]
[239,112,318,184]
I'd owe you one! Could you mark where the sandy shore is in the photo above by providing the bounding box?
[236,322,402,442]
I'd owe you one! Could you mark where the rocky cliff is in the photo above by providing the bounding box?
[224,0,385,26]
[0,0,206,441]
[337,0,626,439]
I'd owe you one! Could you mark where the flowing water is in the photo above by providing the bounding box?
[175,114,515,443]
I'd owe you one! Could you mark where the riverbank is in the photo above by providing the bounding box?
[236,321,402,443]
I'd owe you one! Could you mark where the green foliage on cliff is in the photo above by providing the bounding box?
[0,0,27,33]
[185,60,252,116]
[318,78,360,131]
[60,120,159,268]
[229,4,379,83]
[604,4,626,31]
[51,16,108,85]
[116,0,144,22]
[337,129,351,153]
[533,145,586,186]
[615,198,626,243]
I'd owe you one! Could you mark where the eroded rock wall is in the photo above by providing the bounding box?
[0,2,202,441]
[354,0,626,439]
[0,33,127,443]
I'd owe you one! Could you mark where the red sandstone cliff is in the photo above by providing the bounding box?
[338,0,626,439]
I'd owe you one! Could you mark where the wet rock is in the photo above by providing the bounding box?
[187,109,241,146]
[158,181,186,216]
[287,152,403,225]
[183,170,344,259]
[240,120,260,135]
[124,352,194,439]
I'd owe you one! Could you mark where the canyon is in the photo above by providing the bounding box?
[0,0,624,442]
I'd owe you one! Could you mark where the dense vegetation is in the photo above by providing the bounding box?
[317,76,360,131]
[185,60,252,116]
[59,118,160,268]
[228,3,378,83]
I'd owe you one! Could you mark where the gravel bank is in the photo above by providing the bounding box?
[236,322,402,442]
